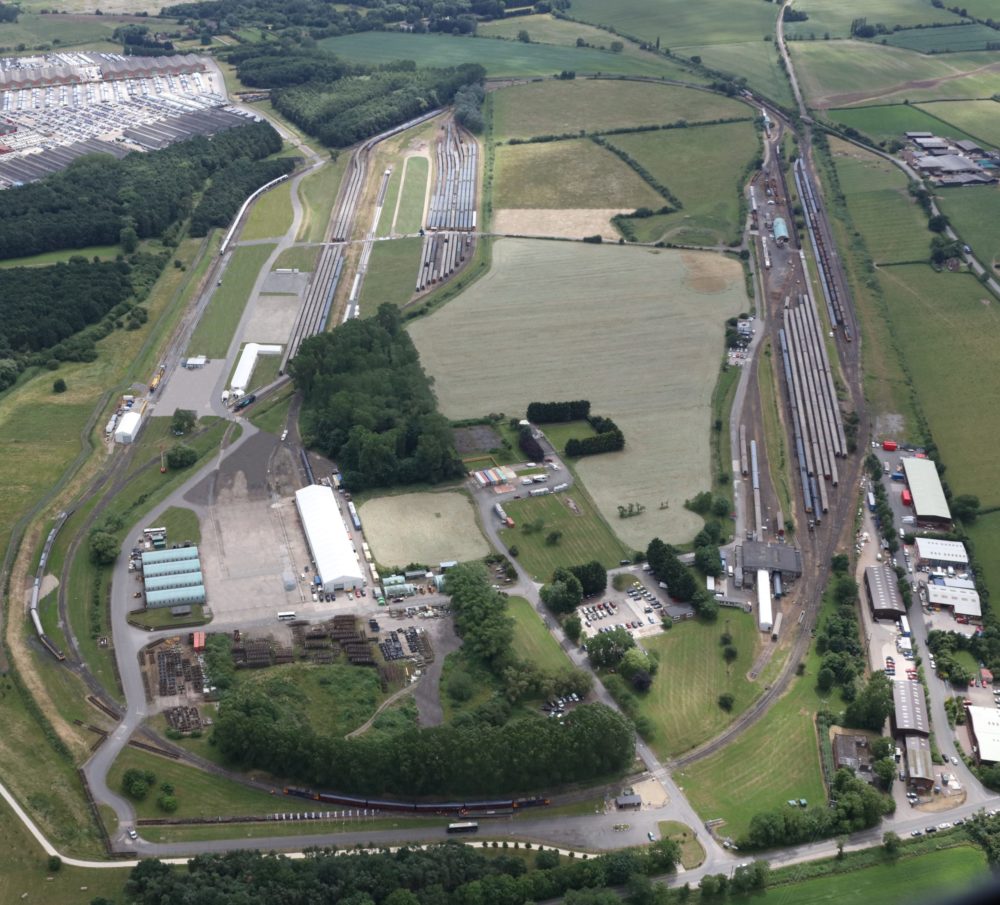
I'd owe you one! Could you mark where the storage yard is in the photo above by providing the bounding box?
[0,52,239,186]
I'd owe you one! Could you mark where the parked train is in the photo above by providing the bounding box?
[284,787,550,815]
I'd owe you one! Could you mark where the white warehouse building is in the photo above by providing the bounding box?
[114,410,142,444]
[294,484,364,592]
[756,568,773,633]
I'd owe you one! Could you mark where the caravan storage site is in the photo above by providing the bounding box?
[410,239,745,546]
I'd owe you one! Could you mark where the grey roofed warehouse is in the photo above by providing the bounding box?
[864,564,905,619]
[739,540,802,578]
[892,680,929,737]
[901,457,951,524]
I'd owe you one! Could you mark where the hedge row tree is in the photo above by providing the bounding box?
[526,400,591,423]
[290,304,464,491]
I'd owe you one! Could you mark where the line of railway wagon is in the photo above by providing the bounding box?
[416,122,477,292]
[284,786,550,816]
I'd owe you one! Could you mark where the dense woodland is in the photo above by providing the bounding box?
[0,120,282,260]
[290,304,464,490]
[190,156,296,236]
[117,838,681,905]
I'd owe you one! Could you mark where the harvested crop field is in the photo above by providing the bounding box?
[916,99,1000,150]
[492,80,747,140]
[494,139,663,210]
[410,239,746,546]
[492,208,628,241]
[359,491,489,568]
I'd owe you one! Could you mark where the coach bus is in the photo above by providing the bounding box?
[446,822,479,834]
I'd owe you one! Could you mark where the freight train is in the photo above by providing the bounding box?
[284,787,550,816]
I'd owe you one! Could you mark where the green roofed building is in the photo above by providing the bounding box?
[143,571,203,593]
[141,545,200,565]
[142,558,200,577]
[145,585,206,609]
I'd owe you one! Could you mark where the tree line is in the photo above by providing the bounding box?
[116,835,681,905]
[647,537,719,621]
[565,415,625,458]
[0,120,282,261]
[527,399,591,422]
[189,156,296,236]
[290,304,464,491]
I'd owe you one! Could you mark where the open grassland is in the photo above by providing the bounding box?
[241,180,293,241]
[830,142,931,263]
[681,41,794,107]
[791,40,1000,108]
[479,12,636,48]
[359,490,489,568]
[658,821,706,869]
[273,244,320,271]
[492,80,748,140]
[410,239,746,546]
[884,22,1000,52]
[494,139,664,209]
[319,31,692,78]
[158,506,201,546]
[678,626,829,839]
[794,0,956,38]
[0,799,126,905]
[395,155,429,234]
[937,187,1000,269]
[498,489,631,579]
[297,156,348,243]
[357,237,422,313]
[569,0,778,46]
[969,514,1000,614]
[917,99,1000,148]
[746,846,988,905]
[826,103,978,145]
[607,121,760,245]
[186,243,275,358]
[248,384,293,435]
[636,613,761,758]
[0,12,118,48]
[878,264,1000,500]
[508,596,573,671]
[540,420,598,455]
[376,167,403,238]
[0,244,120,269]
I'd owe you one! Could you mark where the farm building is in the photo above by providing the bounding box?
[145,584,206,609]
[772,217,789,246]
[114,410,142,444]
[143,571,203,593]
[833,734,872,777]
[911,136,949,151]
[142,558,200,578]
[739,541,802,583]
[864,564,905,620]
[892,680,929,737]
[966,705,1000,765]
[756,568,773,633]
[294,484,364,592]
[905,736,934,792]
[955,139,984,155]
[914,537,968,570]
[901,457,952,526]
[926,583,981,622]
[141,546,201,566]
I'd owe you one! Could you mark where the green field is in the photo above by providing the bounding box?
[658,820,706,869]
[831,142,931,263]
[539,420,598,455]
[0,799,126,905]
[827,103,977,145]
[318,31,693,78]
[884,22,1000,53]
[791,40,1000,108]
[969,513,1000,619]
[241,180,294,241]
[186,243,274,358]
[0,244,120,268]
[917,99,1000,149]
[157,506,201,546]
[494,139,664,209]
[741,846,987,905]
[273,244,320,271]
[248,384,293,435]
[0,12,118,48]
[936,187,1000,269]
[608,121,760,245]
[681,40,794,107]
[636,614,762,758]
[358,238,422,312]
[492,80,749,140]
[376,166,403,238]
[498,490,631,579]
[395,156,429,234]
[794,0,956,38]
[479,12,635,48]
[508,596,573,671]
[878,264,1000,500]
[568,0,778,46]
[297,156,348,243]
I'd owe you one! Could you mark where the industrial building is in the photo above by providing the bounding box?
[146,585,206,609]
[140,546,205,609]
[892,680,929,737]
[905,736,935,791]
[833,734,872,777]
[864,564,906,620]
[967,704,1000,765]
[141,546,200,565]
[926,583,982,622]
[114,411,142,444]
[740,541,803,583]
[901,457,952,525]
[230,342,283,395]
[143,571,203,593]
[141,558,200,578]
[756,568,773,633]
[294,484,364,592]
[914,537,968,570]
[772,216,789,246]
